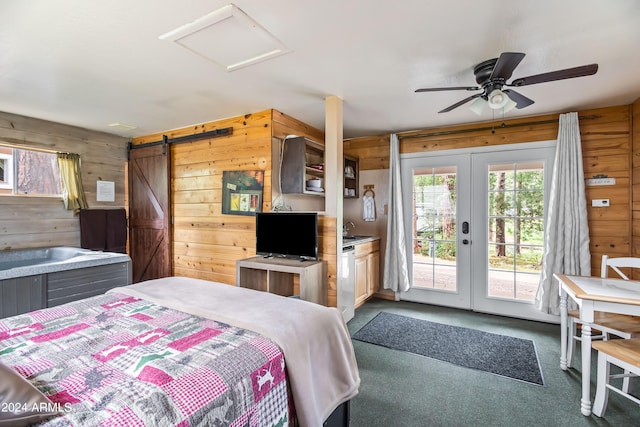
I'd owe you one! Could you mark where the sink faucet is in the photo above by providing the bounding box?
[343,221,355,236]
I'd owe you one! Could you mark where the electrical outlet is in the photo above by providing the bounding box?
[591,199,610,207]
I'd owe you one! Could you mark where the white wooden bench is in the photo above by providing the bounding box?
[592,338,640,417]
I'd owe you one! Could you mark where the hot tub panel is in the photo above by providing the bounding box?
[0,275,46,319]
[0,247,132,319]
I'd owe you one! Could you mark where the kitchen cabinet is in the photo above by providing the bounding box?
[354,239,380,308]
[280,136,325,196]
[344,155,359,198]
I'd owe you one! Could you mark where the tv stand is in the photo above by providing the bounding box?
[236,256,326,305]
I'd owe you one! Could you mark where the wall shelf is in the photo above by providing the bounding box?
[344,155,359,198]
[281,136,325,196]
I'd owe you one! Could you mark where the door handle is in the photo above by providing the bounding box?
[462,221,469,234]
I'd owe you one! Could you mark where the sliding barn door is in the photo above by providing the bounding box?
[128,144,171,282]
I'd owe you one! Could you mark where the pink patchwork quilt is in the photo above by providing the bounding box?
[0,292,291,426]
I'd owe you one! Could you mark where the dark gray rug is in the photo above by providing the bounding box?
[352,311,544,385]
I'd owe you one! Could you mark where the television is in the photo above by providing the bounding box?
[256,212,318,260]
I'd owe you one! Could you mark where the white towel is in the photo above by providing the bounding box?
[363,194,376,222]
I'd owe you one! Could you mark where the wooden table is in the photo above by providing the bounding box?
[554,273,640,416]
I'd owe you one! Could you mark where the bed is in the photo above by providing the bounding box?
[0,277,360,427]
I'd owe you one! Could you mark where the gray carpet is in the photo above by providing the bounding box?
[352,311,544,385]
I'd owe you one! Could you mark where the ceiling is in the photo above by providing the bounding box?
[1,0,639,140]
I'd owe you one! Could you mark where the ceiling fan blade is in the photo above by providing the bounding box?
[438,93,484,113]
[415,86,480,93]
[509,64,598,87]
[489,52,526,81]
[503,89,534,109]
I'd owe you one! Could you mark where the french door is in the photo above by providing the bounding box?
[400,154,472,308]
[400,143,558,322]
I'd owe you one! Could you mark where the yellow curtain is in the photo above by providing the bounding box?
[57,152,88,211]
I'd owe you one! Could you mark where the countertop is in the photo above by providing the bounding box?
[0,247,131,280]
[342,235,380,248]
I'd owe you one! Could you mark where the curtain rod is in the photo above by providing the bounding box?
[399,114,601,140]
[0,140,58,154]
[128,127,233,156]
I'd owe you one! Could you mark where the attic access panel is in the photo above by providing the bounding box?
[159,4,290,71]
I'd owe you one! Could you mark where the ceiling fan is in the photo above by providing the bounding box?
[415,52,598,114]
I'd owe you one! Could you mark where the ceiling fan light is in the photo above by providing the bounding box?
[487,89,509,109]
[503,97,517,113]
[469,97,486,115]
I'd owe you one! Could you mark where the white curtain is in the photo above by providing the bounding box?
[535,112,591,315]
[383,134,410,293]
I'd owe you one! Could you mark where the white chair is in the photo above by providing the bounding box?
[592,338,640,417]
[566,256,640,375]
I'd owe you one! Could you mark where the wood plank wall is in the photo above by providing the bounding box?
[132,110,272,284]
[131,109,341,306]
[345,105,633,277]
[582,107,632,276]
[0,111,128,250]
[632,99,640,279]
[271,111,340,307]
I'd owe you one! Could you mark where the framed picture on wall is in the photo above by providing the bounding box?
[222,170,264,216]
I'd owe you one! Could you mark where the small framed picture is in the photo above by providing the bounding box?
[222,170,264,216]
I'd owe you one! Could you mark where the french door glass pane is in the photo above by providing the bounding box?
[487,161,545,302]
[412,167,457,291]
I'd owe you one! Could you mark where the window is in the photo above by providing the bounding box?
[0,144,62,196]
[0,153,13,190]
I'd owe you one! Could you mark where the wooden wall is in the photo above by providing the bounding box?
[345,105,633,277]
[271,111,340,307]
[581,107,632,276]
[0,111,128,250]
[131,110,272,284]
[632,98,640,279]
[131,109,342,306]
